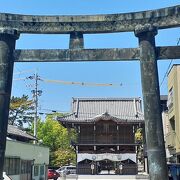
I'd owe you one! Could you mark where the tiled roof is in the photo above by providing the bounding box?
[7,125,36,140]
[58,97,144,123]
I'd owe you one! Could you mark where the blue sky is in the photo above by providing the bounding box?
[1,0,180,114]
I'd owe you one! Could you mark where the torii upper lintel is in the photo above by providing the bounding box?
[0,5,179,34]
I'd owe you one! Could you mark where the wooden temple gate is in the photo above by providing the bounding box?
[0,5,180,180]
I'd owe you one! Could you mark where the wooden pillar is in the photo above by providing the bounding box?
[117,124,119,150]
[69,32,84,49]
[94,123,96,144]
[135,24,168,180]
[0,28,19,180]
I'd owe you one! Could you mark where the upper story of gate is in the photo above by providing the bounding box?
[0,5,179,34]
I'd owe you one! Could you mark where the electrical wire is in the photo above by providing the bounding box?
[160,37,180,88]
[13,74,123,87]
[14,69,36,75]
[13,78,27,81]
[42,78,121,87]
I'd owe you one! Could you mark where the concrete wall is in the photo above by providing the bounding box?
[167,65,180,154]
[5,140,49,164]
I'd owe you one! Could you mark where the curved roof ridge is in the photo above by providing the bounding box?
[72,97,141,101]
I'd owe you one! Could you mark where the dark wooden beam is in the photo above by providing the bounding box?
[157,46,180,60]
[76,143,138,146]
[14,46,180,62]
[14,48,139,62]
[0,5,180,34]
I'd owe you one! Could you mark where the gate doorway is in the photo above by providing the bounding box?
[98,160,115,175]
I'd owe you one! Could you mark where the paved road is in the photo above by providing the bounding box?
[55,174,149,180]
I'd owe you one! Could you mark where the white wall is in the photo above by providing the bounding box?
[5,140,49,164]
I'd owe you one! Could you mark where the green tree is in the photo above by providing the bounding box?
[135,128,144,163]
[135,128,143,143]
[52,149,76,167]
[35,113,77,167]
[9,95,34,127]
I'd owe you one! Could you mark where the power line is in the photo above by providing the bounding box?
[14,69,36,75]
[160,37,180,88]
[13,78,27,81]
[40,108,69,113]
[13,74,123,87]
[42,78,122,87]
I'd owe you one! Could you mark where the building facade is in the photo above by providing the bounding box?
[166,65,180,162]
[3,125,49,180]
[58,98,144,175]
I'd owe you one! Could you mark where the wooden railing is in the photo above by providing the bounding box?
[77,137,135,144]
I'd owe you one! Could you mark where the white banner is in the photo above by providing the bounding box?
[77,153,136,163]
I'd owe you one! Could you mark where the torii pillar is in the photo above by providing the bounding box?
[135,25,168,180]
[0,28,19,179]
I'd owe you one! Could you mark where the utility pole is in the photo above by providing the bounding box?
[27,72,42,144]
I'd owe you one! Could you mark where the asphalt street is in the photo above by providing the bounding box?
[51,174,149,180]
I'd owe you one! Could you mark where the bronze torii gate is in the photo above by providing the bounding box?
[0,5,180,180]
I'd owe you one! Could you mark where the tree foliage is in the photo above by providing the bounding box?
[9,95,34,127]
[9,95,77,166]
[52,149,76,167]
[135,128,144,163]
[135,128,143,143]
[35,113,77,167]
